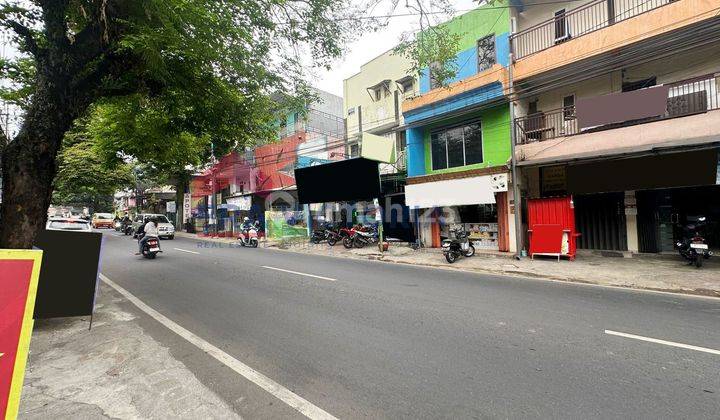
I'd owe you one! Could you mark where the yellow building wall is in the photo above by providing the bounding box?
[343,48,415,137]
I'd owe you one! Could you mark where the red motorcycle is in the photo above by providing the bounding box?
[341,225,372,249]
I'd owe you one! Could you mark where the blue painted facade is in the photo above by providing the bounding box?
[418,32,511,95]
[406,127,426,177]
[404,83,504,125]
[404,7,512,180]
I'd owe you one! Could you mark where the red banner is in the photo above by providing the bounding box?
[0,250,42,419]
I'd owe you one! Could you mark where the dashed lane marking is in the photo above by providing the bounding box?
[173,248,200,255]
[605,330,720,356]
[261,266,337,282]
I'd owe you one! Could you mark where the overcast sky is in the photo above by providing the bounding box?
[311,0,480,97]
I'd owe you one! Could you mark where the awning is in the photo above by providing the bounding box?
[405,175,496,208]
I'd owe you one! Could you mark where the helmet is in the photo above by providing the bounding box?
[243,217,250,222]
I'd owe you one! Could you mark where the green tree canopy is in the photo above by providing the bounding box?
[52,124,134,212]
[0,0,360,248]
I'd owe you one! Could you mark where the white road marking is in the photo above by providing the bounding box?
[261,266,336,282]
[605,330,720,356]
[100,273,338,420]
[173,248,200,255]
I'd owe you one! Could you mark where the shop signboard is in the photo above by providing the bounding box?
[1,249,43,420]
[361,132,394,163]
[295,158,381,204]
[490,174,508,192]
[183,193,192,223]
[166,201,176,213]
[33,230,102,319]
[540,166,567,196]
[226,196,252,211]
[265,211,308,239]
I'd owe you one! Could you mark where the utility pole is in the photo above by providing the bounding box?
[508,21,524,259]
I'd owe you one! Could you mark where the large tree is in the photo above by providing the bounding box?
[0,0,357,248]
[52,124,134,212]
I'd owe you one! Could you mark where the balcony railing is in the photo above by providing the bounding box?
[515,73,720,144]
[511,0,676,60]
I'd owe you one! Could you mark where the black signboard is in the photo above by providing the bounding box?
[33,230,103,319]
[566,149,718,194]
[295,158,381,204]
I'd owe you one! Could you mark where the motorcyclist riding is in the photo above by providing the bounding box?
[121,212,132,229]
[241,216,253,232]
[136,217,159,255]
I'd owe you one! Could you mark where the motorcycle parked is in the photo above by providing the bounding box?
[341,225,371,248]
[311,222,340,246]
[339,226,357,249]
[442,225,475,264]
[141,236,162,259]
[676,216,712,268]
[352,225,379,249]
[238,221,260,248]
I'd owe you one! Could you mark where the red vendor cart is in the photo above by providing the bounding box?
[527,196,580,260]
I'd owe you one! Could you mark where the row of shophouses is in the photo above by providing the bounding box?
[190,0,720,256]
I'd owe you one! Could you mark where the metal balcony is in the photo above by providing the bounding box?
[514,73,720,144]
[511,0,676,60]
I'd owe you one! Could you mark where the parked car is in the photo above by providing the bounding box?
[46,217,93,232]
[91,212,115,229]
[132,213,175,239]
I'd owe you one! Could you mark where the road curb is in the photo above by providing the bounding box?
[174,232,720,300]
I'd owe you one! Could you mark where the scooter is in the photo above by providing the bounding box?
[442,225,475,264]
[676,216,712,268]
[140,236,162,259]
[123,222,133,236]
[238,221,260,248]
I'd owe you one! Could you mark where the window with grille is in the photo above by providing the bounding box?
[477,35,496,73]
[429,62,442,90]
[554,9,569,42]
[563,94,575,120]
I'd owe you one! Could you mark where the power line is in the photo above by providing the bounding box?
[317,0,595,22]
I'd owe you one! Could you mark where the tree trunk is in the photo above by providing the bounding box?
[173,171,189,231]
[0,89,76,249]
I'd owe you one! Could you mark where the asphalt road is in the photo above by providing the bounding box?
[99,231,720,419]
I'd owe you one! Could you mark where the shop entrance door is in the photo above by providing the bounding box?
[637,186,720,253]
[574,192,627,251]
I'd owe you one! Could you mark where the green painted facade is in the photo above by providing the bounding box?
[422,104,511,175]
[438,0,510,51]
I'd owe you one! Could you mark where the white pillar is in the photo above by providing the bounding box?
[508,189,518,253]
[625,190,639,253]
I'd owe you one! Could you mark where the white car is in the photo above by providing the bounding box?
[46,217,93,232]
[133,214,175,239]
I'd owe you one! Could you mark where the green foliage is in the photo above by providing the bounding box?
[394,25,462,88]
[1,0,360,203]
[0,57,35,109]
[52,125,134,211]
[0,0,361,148]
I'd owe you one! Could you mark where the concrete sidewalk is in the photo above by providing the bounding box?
[179,232,720,298]
[19,283,239,419]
